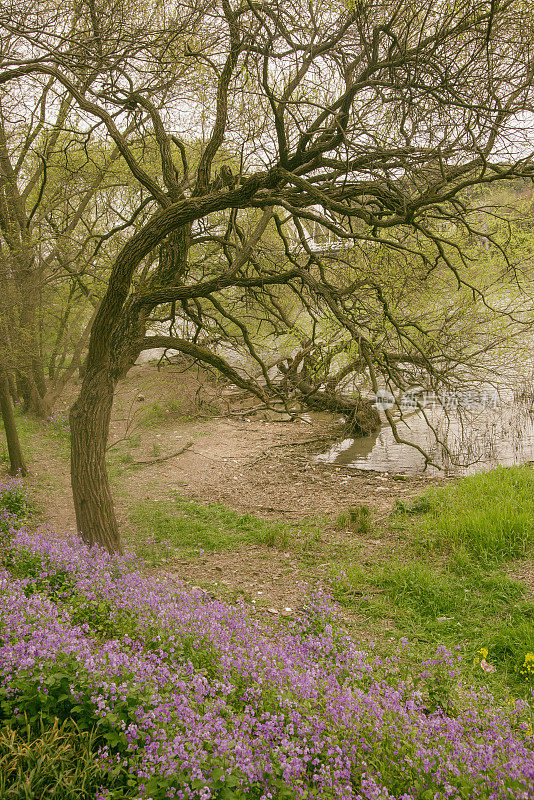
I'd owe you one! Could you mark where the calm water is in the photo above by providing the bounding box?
[315,388,534,475]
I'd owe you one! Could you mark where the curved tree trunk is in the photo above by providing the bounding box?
[0,368,27,476]
[69,367,122,554]
[68,222,192,553]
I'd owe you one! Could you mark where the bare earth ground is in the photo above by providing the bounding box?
[27,360,444,619]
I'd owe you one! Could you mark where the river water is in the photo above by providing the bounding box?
[314,384,534,476]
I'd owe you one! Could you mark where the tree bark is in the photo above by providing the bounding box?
[19,371,50,417]
[293,383,381,435]
[68,224,193,553]
[0,368,27,476]
[7,372,18,405]
[69,367,122,554]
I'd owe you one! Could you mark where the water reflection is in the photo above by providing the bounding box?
[315,395,534,475]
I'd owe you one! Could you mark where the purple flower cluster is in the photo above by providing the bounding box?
[0,524,533,799]
[45,409,70,433]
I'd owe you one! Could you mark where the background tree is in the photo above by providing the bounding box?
[0,6,150,416]
[1,0,533,551]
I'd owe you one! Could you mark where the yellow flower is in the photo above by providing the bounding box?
[474,647,489,667]
[517,653,534,681]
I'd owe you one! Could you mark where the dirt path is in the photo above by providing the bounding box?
[103,361,440,525]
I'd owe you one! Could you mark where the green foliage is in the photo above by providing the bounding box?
[0,482,34,522]
[0,657,91,731]
[0,483,35,569]
[67,594,139,640]
[0,661,140,799]
[488,621,534,685]
[6,406,71,464]
[2,546,76,600]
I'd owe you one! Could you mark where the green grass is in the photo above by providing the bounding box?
[5,405,534,699]
[129,494,298,555]
[330,557,534,694]
[396,465,534,563]
[330,466,534,697]
[139,400,185,428]
[1,407,71,463]
[0,482,34,520]
[336,503,373,534]
[138,397,220,429]
[126,466,534,696]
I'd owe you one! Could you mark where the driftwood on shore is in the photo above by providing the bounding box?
[133,441,193,465]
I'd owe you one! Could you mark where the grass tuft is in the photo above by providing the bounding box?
[0,717,105,800]
[129,494,294,555]
[336,504,373,534]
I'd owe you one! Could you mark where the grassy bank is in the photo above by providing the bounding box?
[2,403,534,793]
[0,474,533,799]
[3,402,534,700]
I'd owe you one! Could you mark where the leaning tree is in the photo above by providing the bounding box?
[1,0,533,551]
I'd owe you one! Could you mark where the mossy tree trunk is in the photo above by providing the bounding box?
[0,368,27,476]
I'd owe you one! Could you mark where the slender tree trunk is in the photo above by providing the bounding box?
[7,372,18,404]
[32,354,47,401]
[11,245,50,417]
[69,367,122,554]
[45,304,98,410]
[16,327,50,417]
[0,368,27,476]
